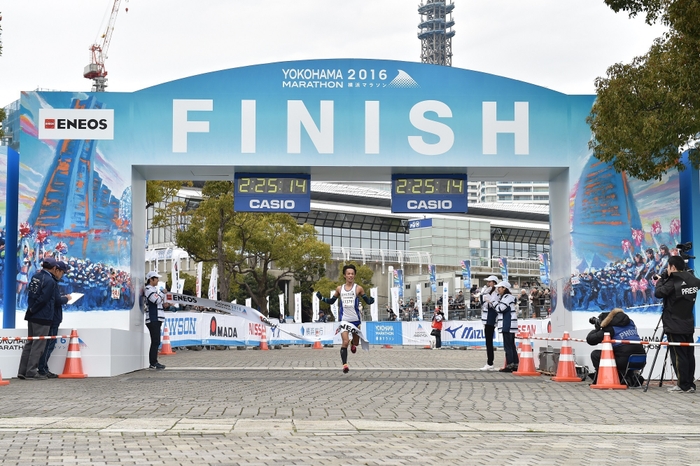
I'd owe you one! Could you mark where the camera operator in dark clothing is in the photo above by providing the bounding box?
[654,255,700,393]
[586,307,646,384]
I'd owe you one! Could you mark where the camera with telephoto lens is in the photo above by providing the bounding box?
[589,316,601,326]
[677,242,695,261]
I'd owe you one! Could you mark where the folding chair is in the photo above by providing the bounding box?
[621,354,647,388]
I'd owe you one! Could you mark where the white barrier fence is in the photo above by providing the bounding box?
[166,312,551,347]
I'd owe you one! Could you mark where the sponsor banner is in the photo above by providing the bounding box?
[279,293,285,321]
[163,314,202,347]
[312,292,319,322]
[294,293,302,323]
[442,283,449,320]
[429,265,436,293]
[391,287,399,316]
[539,253,550,286]
[208,266,218,300]
[370,288,378,322]
[364,322,403,346]
[195,262,203,298]
[202,313,245,346]
[461,260,471,289]
[163,293,316,342]
[38,108,114,140]
[415,287,423,321]
[499,258,508,282]
[402,321,432,346]
[330,289,339,321]
[299,322,329,341]
[441,319,549,347]
[393,269,404,299]
[408,218,433,230]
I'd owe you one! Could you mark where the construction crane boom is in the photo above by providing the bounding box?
[84,0,125,92]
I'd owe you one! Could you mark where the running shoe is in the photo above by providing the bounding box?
[668,385,695,393]
[343,364,349,374]
[351,345,357,354]
[479,364,495,371]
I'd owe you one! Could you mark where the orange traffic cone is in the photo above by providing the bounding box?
[552,332,583,382]
[159,324,176,356]
[590,332,626,390]
[312,340,323,349]
[382,344,393,349]
[513,332,541,376]
[58,329,88,379]
[259,330,269,350]
[0,370,9,386]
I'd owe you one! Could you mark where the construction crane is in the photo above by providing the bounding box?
[83,0,127,92]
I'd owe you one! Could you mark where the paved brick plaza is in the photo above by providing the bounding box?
[0,345,699,465]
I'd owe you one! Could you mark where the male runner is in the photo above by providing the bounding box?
[316,264,374,373]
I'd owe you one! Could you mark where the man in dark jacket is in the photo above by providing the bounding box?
[18,258,58,380]
[38,260,71,378]
[654,255,700,393]
[586,307,646,382]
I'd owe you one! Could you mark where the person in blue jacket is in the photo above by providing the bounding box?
[38,260,72,378]
[586,307,646,385]
[493,281,520,373]
[478,275,499,371]
[17,257,58,380]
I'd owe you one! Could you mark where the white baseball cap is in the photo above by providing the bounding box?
[486,275,499,282]
[146,271,161,280]
[496,281,511,289]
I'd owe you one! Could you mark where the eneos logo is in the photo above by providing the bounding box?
[38,108,114,140]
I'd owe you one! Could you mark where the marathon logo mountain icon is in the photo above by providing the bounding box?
[388,70,419,89]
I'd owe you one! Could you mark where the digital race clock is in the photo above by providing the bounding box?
[234,173,311,212]
[391,174,468,213]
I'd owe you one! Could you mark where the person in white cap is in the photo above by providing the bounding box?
[144,271,171,370]
[479,275,500,370]
[493,281,519,372]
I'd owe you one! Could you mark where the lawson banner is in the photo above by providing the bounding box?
[163,312,550,348]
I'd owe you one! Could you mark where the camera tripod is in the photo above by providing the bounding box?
[643,314,672,392]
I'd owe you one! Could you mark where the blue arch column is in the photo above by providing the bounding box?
[679,152,700,335]
[679,152,700,273]
[2,147,19,329]
[549,169,571,337]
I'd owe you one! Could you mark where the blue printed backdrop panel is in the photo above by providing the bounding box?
[566,164,679,325]
[0,148,6,310]
[13,59,681,325]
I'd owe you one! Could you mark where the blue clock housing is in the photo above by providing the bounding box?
[234,173,311,213]
[391,174,468,213]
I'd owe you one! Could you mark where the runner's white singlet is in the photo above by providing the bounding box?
[339,283,361,322]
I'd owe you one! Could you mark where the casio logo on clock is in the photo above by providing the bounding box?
[406,200,452,210]
[248,199,296,210]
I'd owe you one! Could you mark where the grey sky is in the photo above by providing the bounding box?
[0,0,666,105]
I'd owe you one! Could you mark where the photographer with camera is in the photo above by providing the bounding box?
[586,308,646,385]
[653,253,700,393]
